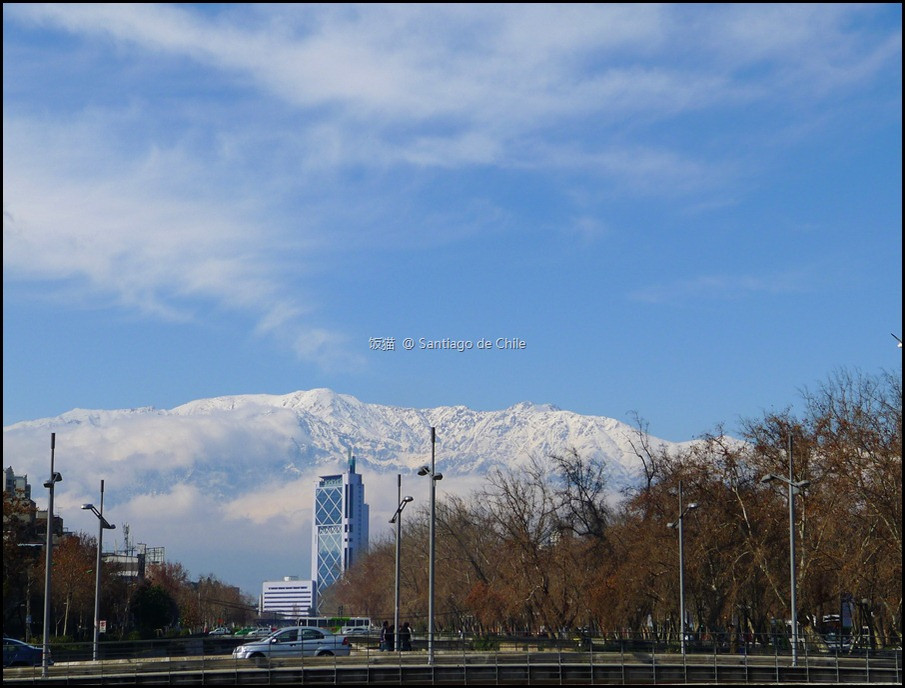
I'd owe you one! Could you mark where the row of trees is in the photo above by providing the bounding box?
[329,369,901,646]
[2,505,256,641]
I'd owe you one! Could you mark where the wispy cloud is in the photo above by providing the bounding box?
[3,3,899,368]
[2,111,357,366]
[9,4,895,172]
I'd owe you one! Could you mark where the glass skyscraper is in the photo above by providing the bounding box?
[311,453,369,592]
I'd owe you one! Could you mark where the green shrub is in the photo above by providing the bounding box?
[471,635,500,651]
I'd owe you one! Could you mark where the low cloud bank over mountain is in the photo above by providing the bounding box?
[3,388,689,594]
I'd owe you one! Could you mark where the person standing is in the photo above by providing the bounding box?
[399,622,412,651]
[379,620,389,651]
[387,624,395,652]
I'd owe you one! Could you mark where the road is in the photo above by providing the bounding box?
[4,647,902,685]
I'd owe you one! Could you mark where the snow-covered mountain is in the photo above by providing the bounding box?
[3,388,683,500]
[4,388,697,594]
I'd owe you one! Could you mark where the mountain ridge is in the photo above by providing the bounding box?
[3,388,686,499]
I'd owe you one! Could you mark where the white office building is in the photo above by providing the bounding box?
[260,577,317,618]
[311,453,369,592]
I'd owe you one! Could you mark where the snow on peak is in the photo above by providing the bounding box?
[505,401,562,413]
[3,388,684,500]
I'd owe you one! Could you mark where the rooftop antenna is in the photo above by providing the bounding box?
[348,447,356,474]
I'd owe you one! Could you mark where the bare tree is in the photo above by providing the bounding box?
[549,448,610,542]
[330,369,901,645]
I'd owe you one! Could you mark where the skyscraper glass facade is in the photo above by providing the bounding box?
[315,476,344,585]
[311,458,369,592]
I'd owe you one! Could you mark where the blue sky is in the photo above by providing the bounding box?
[4,4,902,443]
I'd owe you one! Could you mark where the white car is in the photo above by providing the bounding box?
[232,627,351,659]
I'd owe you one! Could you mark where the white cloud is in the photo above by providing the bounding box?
[290,329,362,371]
[6,4,896,224]
[10,4,894,176]
[223,477,315,525]
[3,118,263,302]
[3,3,898,373]
[17,7,894,108]
[2,112,358,368]
[127,483,205,521]
[22,444,495,595]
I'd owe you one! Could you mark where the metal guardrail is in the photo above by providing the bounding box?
[4,635,901,685]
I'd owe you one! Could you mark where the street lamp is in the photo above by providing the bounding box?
[417,427,442,664]
[82,480,116,662]
[42,433,62,679]
[761,434,810,666]
[389,475,413,653]
[666,480,698,657]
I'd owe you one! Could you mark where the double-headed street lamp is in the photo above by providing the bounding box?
[42,433,62,679]
[761,434,810,667]
[82,480,116,662]
[417,427,442,664]
[666,480,698,657]
[389,476,413,653]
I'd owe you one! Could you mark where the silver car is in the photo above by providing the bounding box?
[232,627,351,659]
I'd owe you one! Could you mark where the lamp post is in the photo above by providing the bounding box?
[667,480,698,657]
[41,433,63,678]
[761,434,810,667]
[82,480,116,662]
[389,475,413,653]
[417,427,442,664]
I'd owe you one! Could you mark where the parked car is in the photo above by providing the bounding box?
[208,627,231,636]
[232,627,351,659]
[3,637,51,668]
[251,627,276,638]
[236,627,274,639]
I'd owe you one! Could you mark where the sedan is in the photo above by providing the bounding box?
[232,627,351,659]
[3,637,51,667]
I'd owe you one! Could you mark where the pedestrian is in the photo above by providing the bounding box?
[399,622,412,651]
[379,620,388,651]
[387,624,395,652]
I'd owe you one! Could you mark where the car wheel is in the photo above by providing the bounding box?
[316,650,334,657]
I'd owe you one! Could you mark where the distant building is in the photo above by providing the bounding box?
[5,466,32,500]
[142,545,166,566]
[4,466,63,543]
[311,452,369,593]
[260,577,317,618]
[103,551,146,579]
[34,509,65,540]
[103,525,162,581]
